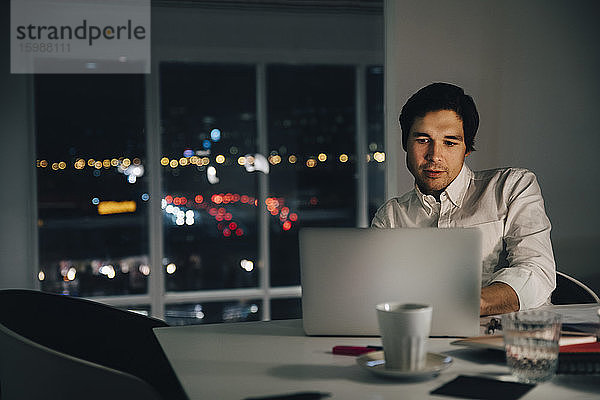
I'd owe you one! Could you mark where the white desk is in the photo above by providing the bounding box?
[154,308,600,400]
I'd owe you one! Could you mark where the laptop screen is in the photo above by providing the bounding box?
[300,227,482,336]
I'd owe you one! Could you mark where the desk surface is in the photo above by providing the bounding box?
[154,305,600,400]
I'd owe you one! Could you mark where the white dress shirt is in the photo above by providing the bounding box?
[371,164,556,310]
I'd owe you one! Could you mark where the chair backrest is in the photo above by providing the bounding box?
[0,289,188,400]
[0,322,162,400]
[551,271,600,305]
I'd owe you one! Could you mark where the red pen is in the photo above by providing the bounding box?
[332,345,382,356]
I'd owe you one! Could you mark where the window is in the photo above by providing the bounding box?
[267,65,356,287]
[34,64,383,323]
[35,75,149,298]
[165,300,262,326]
[160,63,259,292]
[366,66,385,221]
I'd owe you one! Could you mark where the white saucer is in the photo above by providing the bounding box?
[356,351,453,379]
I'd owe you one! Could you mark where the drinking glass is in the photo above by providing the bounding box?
[502,310,562,383]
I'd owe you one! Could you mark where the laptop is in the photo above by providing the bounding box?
[299,227,482,337]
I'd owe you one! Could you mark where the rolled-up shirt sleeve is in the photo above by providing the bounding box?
[488,170,556,310]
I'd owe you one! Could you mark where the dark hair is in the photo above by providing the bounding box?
[399,82,479,153]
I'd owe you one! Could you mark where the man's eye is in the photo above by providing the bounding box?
[445,141,458,147]
[415,138,429,144]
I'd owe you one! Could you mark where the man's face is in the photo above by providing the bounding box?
[406,109,470,199]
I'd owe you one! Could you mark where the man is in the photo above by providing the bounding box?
[371,83,556,316]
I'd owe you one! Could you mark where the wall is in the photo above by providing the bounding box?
[153,6,383,61]
[385,0,600,292]
[0,1,38,289]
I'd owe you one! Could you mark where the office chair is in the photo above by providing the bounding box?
[0,322,161,400]
[551,271,600,305]
[0,289,188,400]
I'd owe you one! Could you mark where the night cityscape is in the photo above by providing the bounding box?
[34,65,384,323]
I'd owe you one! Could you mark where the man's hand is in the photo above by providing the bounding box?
[480,282,519,316]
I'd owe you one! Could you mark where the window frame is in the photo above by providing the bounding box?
[35,47,383,321]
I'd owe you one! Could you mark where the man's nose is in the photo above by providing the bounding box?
[425,142,442,161]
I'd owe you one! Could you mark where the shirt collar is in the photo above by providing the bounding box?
[444,163,472,208]
[414,183,438,215]
[414,163,472,209]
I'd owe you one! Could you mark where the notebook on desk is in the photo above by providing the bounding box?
[299,227,482,337]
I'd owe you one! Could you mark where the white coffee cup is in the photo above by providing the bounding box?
[376,302,432,371]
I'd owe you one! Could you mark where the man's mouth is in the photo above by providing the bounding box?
[423,169,445,178]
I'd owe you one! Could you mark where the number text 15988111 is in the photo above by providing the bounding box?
[19,42,71,53]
